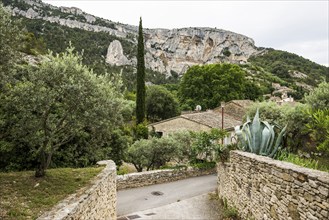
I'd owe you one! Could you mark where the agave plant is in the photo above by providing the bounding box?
[235,109,287,158]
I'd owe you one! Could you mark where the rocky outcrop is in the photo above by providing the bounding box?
[143,28,259,75]
[105,40,133,66]
[7,0,262,75]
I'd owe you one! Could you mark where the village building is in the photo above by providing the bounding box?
[148,100,253,145]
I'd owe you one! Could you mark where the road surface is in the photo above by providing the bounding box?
[117,174,217,216]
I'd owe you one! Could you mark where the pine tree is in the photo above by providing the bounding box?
[136,17,146,125]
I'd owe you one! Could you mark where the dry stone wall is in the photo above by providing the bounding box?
[217,151,329,220]
[38,160,117,220]
[117,167,216,190]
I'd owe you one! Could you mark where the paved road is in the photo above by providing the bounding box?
[117,174,217,216]
[118,192,222,220]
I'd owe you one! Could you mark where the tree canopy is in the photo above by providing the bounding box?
[305,81,329,110]
[178,63,261,110]
[136,17,146,125]
[146,85,180,122]
[0,46,127,176]
[0,4,23,82]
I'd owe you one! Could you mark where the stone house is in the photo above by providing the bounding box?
[148,110,242,145]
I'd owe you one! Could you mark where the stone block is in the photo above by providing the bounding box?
[318,186,329,197]
[308,179,318,188]
[218,151,329,220]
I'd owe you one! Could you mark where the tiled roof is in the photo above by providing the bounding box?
[228,100,253,108]
[181,110,241,130]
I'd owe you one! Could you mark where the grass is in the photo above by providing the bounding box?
[117,162,137,175]
[208,192,241,220]
[0,166,103,220]
[277,152,329,172]
[220,197,240,220]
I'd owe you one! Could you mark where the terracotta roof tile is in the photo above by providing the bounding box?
[181,110,241,130]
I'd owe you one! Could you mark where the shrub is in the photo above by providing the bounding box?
[245,102,310,152]
[305,109,329,153]
[305,81,329,110]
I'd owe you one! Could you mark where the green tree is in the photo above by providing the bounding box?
[168,131,193,163]
[179,63,260,110]
[305,109,329,153]
[189,129,227,163]
[136,17,146,124]
[127,136,178,172]
[305,81,329,110]
[0,4,23,84]
[146,85,180,122]
[21,32,47,55]
[245,102,310,152]
[1,47,126,177]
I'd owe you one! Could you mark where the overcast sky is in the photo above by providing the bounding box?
[43,0,329,66]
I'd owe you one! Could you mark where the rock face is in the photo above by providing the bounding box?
[105,40,132,66]
[143,28,259,75]
[7,0,262,75]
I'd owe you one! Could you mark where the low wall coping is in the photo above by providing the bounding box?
[38,160,116,220]
[232,150,329,183]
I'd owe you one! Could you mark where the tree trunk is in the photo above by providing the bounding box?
[35,148,53,178]
[132,162,143,172]
[35,150,47,177]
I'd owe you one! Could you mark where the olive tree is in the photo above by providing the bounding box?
[305,81,329,110]
[1,47,126,177]
[127,136,178,172]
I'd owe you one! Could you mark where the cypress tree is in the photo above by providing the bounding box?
[136,17,146,125]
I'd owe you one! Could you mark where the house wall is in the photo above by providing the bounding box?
[217,151,329,220]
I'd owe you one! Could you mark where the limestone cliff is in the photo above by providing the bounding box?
[6,0,262,75]
[143,28,259,74]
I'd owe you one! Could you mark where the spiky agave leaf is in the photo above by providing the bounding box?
[259,122,271,155]
[235,125,245,150]
[251,109,262,154]
[238,117,252,152]
[262,121,275,155]
[269,125,287,158]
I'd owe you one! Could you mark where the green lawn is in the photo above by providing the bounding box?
[0,166,103,220]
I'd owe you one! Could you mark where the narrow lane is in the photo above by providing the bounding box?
[117,174,217,216]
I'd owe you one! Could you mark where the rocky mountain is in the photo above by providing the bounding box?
[3,0,328,98]
[4,0,263,76]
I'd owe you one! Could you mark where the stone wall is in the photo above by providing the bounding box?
[38,160,117,220]
[117,167,216,190]
[217,151,329,220]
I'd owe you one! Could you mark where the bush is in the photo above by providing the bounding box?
[245,102,310,152]
[277,151,329,172]
[189,129,228,163]
[134,121,149,140]
[305,109,329,153]
[126,136,178,172]
[191,161,216,169]
[146,85,180,122]
[305,81,329,110]
[127,129,228,172]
